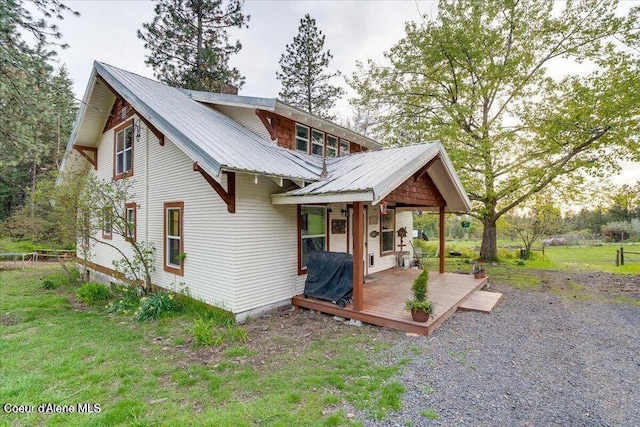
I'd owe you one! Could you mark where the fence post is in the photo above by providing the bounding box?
[620,247,624,266]
[616,249,620,266]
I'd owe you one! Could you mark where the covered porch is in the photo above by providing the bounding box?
[292,268,494,335]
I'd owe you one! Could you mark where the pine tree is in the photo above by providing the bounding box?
[276,14,345,119]
[138,0,250,92]
[0,0,78,220]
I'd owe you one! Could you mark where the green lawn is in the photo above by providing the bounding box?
[1,266,408,426]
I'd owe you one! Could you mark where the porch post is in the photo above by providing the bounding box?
[439,206,445,274]
[352,202,364,311]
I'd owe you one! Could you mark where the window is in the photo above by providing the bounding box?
[381,209,395,254]
[164,202,184,275]
[299,205,327,272]
[114,121,134,178]
[102,208,112,240]
[125,203,136,241]
[295,124,309,153]
[311,130,324,156]
[326,135,338,157]
[339,139,350,156]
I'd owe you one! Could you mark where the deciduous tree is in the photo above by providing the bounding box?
[276,14,345,119]
[352,0,640,259]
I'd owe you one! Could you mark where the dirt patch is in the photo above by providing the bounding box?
[157,307,397,371]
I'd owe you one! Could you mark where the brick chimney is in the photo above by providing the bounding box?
[220,84,238,95]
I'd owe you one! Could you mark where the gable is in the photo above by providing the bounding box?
[385,171,445,207]
[103,96,134,133]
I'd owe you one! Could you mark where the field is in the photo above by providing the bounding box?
[1,243,639,426]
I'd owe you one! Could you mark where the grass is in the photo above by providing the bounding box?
[1,265,408,426]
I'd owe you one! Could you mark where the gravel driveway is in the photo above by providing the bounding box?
[361,283,640,426]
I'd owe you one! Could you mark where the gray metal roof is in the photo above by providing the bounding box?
[272,142,472,212]
[94,62,321,180]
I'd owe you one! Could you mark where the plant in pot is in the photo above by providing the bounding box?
[405,269,434,322]
[472,262,486,279]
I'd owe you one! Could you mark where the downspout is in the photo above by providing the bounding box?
[145,123,149,242]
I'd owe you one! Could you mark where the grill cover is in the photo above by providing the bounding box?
[303,251,353,305]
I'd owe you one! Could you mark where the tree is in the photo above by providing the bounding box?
[352,0,640,259]
[607,181,640,222]
[505,197,563,259]
[0,0,78,220]
[80,177,155,294]
[138,0,249,92]
[276,14,345,119]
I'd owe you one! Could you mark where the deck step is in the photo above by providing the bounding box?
[457,290,503,314]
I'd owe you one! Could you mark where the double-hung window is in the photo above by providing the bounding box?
[125,203,136,242]
[164,202,184,275]
[114,121,134,179]
[295,124,310,153]
[326,135,338,157]
[339,139,350,156]
[381,209,395,254]
[299,205,327,272]
[102,208,112,240]
[311,130,324,156]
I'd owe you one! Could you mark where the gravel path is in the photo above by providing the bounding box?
[361,285,640,426]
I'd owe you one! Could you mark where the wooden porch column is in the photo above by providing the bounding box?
[352,202,364,311]
[439,206,445,274]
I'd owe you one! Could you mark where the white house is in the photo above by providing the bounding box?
[61,62,471,321]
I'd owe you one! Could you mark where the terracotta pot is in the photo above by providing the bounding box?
[411,308,430,322]
[474,273,483,279]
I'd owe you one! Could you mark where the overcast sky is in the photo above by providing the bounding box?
[51,0,639,188]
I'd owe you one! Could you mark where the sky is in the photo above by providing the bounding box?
[49,0,639,189]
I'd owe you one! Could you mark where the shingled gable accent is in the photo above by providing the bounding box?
[97,75,165,146]
[384,170,446,207]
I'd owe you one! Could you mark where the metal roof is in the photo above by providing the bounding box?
[90,62,322,181]
[272,142,472,212]
[182,88,381,150]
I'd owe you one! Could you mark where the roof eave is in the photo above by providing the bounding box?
[271,190,374,205]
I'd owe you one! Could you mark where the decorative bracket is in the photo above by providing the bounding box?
[255,109,278,140]
[193,162,236,213]
[73,145,98,170]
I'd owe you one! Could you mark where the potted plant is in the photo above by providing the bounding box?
[472,261,486,279]
[405,269,434,322]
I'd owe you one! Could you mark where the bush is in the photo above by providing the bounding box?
[193,317,218,346]
[135,291,177,321]
[192,319,247,347]
[41,271,76,290]
[106,284,141,315]
[76,282,111,304]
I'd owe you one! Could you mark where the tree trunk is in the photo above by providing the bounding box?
[480,218,498,260]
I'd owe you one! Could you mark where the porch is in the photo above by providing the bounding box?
[292,268,494,336]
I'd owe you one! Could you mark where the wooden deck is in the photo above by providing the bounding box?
[292,268,489,335]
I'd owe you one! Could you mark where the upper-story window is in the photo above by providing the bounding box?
[339,138,350,156]
[311,130,324,156]
[114,120,134,179]
[326,135,338,157]
[294,122,354,157]
[295,124,309,153]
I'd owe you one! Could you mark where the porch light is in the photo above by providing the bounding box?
[380,200,388,215]
[326,204,333,213]
[341,209,348,217]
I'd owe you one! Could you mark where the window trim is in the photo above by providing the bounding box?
[164,201,184,276]
[113,119,134,180]
[380,208,395,256]
[297,204,330,275]
[102,207,112,240]
[125,202,137,242]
